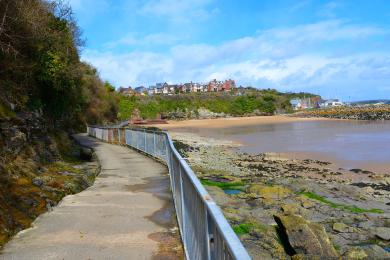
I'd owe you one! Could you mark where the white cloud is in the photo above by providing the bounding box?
[82,20,390,99]
[83,50,173,87]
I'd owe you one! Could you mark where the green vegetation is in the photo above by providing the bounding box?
[300,191,384,214]
[233,221,268,235]
[0,0,116,247]
[118,89,318,120]
[200,179,245,190]
[233,223,254,235]
[0,0,118,127]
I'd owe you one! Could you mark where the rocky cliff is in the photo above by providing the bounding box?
[0,112,99,247]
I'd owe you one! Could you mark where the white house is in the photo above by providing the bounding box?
[290,99,302,110]
[321,99,344,107]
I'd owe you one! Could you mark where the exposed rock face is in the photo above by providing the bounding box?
[333,222,349,233]
[249,184,292,202]
[0,114,99,247]
[374,227,390,241]
[343,247,368,259]
[273,214,339,258]
[360,244,390,259]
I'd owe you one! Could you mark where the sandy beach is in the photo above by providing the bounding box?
[152,115,332,129]
[153,115,390,174]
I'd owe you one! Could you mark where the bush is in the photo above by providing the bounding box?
[0,0,118,128]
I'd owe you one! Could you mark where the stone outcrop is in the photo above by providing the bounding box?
[273,214,339,258]
[295,105,390,120]
[374,227,390,241]
[0,113,99,247]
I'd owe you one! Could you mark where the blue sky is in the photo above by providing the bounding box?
[69,0,390,100]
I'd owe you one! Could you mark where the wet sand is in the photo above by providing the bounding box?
[153,115,331,129]
[153,116,390,174]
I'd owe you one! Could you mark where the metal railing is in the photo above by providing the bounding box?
[87,126,251,260]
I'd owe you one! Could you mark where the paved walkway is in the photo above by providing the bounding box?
[0,134,176,260]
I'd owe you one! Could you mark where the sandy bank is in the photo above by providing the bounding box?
[152,115,333,129]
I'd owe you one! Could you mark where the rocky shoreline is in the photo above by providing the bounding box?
[171,132,390,259]
[294,105,390,121]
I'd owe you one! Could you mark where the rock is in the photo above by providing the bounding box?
[249,227,289,259]
[80,147,93,161]
[301,200,314,209]
[358,220,374,230]
[273,214,339,258]
[291,254,304,260]
[360,244,390,259]
[249,184,292,201]
[343,247,368,259]
[281,203,300,214]
[374,227,390,240]
[333,222,349,233]
[32,178,44,187]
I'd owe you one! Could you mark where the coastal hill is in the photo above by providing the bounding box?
[118,88,319,120]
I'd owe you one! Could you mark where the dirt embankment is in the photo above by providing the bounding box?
[0,114,99,248]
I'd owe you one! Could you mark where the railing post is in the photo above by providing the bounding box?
[144,129,147,152]
[153,133,156,157]
[136,130,139,150]
[179,166,187,258]
[205,208,211,260]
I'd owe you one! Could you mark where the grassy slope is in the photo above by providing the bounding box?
[118,90,318,120]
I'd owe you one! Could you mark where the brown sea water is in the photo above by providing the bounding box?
[170,119,390,173]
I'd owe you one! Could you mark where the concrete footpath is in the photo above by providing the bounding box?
[0,134,180,260]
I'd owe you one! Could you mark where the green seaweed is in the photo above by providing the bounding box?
[299,191,383,214]
[233,223,254,235]
[200,179,245,190]
[233,221,268,235]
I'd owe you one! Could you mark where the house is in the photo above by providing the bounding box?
[290,99,303,110]
[221,79,235,92]
[134,86,147,95]
[321,99,344,107]
[161,83,169,94]
[148,86,157,95]
[145,79,237,95]
[183,83,193,93]
[208,79,223,92]
[118,86,136,96]
[290,96,321,110]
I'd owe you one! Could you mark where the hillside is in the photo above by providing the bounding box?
[0,0,118,246]
[118,89,318,120]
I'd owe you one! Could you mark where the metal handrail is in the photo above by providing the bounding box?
[87,126,251,260]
